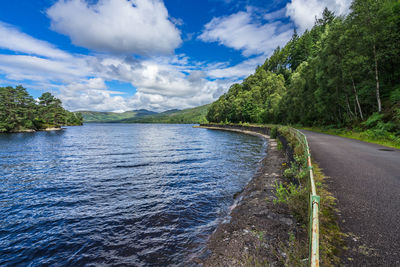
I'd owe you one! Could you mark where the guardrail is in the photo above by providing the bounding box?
[289,128,320,267]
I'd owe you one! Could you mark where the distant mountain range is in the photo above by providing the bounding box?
[77,104,210,124]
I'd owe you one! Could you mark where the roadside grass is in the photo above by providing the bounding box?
[273,126,344,266]
[313,163,345,266]
[274,163,344,266]
[299,126,400,150]
[275,232,308,267]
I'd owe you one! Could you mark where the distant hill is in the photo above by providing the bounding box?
[133,109,159,117]
[78,109,157,122]
[121,104,210,124]
[158,109,180,115]
[77,104,210,124]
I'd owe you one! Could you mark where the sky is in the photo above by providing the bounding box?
[0,0,351,112]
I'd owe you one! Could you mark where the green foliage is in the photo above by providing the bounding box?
[206,70,286,124]
[276,140,283,150]
[273,182,288,205]
[362,112,384,128]
[206,1,400,133]
[283,156,308,182]
[270,126,278,138]
[274,180,308,224]
[66,111,83,126]
[360,112,398,140]
[0,85,82,132]
[390,87,400,103]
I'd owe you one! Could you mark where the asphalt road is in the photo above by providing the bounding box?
[301,130,400,266]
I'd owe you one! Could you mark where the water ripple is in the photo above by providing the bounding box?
[0,124,266,266]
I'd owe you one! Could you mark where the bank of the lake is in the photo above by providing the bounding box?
[195,125,299,266]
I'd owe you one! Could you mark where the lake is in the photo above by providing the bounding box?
[0,123,266,266]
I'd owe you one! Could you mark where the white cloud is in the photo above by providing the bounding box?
[0,20,248,112]
[264,8,287,22]
[0,22,70,59]
[286,0,351,32]
[207,55,265,79]
[0,46,235,112]
[198,10,292,57]
[57,68,232,112]
[47,0,182,55]
[58,78,130,112]
[80,56,233,111]
[0,55,91,82]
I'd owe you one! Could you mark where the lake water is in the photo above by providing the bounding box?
[0,124,266,266]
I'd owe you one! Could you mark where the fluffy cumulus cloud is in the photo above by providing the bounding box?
[72,57,233,112]
[286,0,351,32]
[198,9,293,57]
[199,1,352,55]
[46,0,182,55]
[57,63,232,112]
[0,22,236,112]
[58,78,130,112]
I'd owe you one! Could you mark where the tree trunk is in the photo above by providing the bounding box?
[354,100,357,116]
[351,76,364,120]
[373,44,382,112]
[345,94,355,119]
[336,84,342,124]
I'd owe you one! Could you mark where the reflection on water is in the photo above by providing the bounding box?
[0,124,266,266]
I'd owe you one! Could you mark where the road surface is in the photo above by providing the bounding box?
[302,130,400,266]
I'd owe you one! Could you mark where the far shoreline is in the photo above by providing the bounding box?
[3,127,65,134]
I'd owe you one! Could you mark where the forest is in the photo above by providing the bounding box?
[0,85,82,132]
[206,0,400,142]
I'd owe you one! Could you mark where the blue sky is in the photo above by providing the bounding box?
[0,0,351,112]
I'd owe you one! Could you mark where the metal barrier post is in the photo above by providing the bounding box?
[291,128,320,267]
[310,195,320,266]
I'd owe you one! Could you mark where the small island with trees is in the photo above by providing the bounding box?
[0,85,83,133]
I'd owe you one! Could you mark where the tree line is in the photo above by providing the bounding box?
[0,85,83,132]
[207,0,400,138]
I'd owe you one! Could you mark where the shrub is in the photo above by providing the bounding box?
[390,87,400,103]
[270,126,278,138]
[362,112,384,128]
[274,181,308,223]
[277,140,283,150]
[274,181,288,204]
